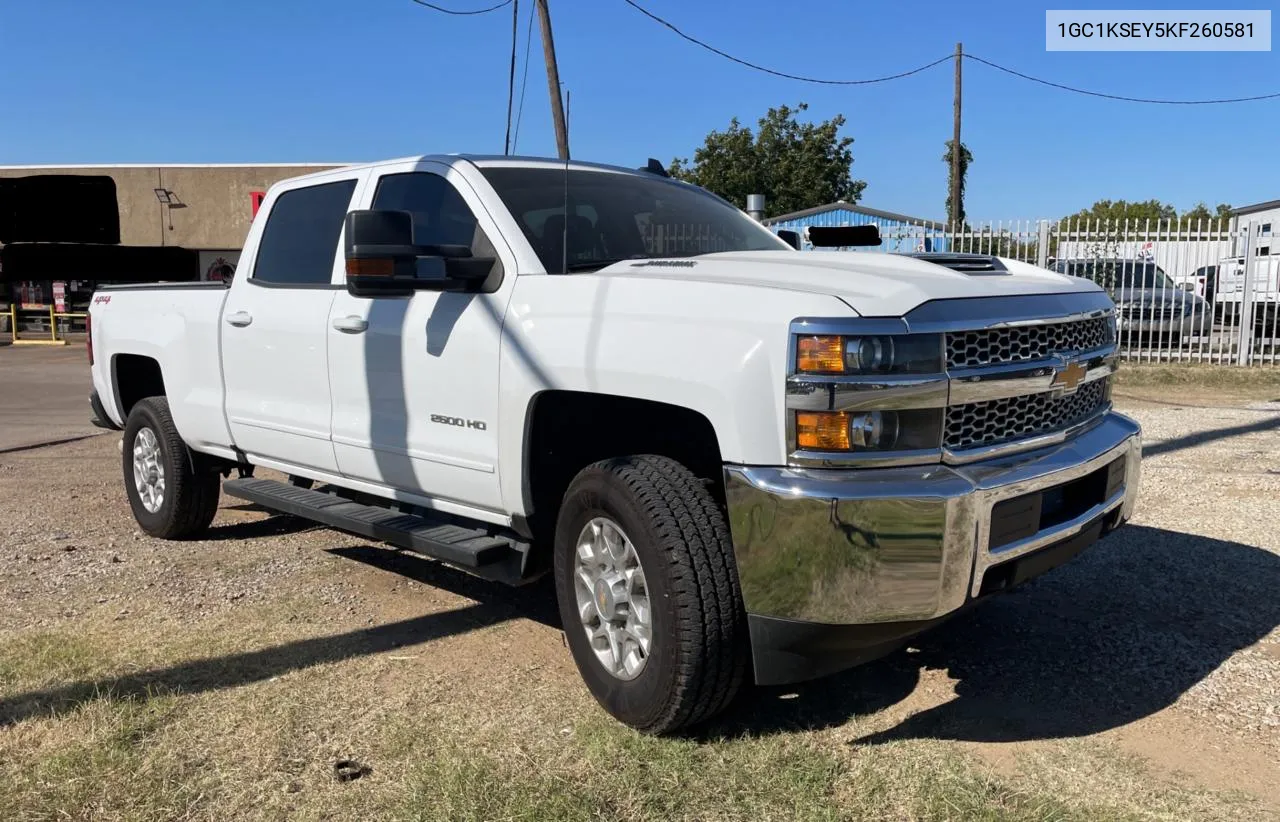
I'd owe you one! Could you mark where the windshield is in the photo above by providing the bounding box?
[1058,260,1174,290]
[478,166,789,272]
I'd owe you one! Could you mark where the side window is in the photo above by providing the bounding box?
[252,179,357,286]
[372,172,504,286]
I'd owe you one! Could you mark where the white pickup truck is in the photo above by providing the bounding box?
[88,154,1142,733]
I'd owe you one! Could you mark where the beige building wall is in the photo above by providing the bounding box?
[0,164,343,250]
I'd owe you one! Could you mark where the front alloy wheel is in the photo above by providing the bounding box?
[573,517,653,680]
[553,455,749,734]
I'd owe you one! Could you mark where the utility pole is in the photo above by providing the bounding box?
[535,0,570,160]
[950,41,963,229]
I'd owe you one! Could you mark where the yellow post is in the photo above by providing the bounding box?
[12,305,68,346]
[7,304,15,344]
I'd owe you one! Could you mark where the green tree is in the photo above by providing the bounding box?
[1064,199,1233,230]
[1066,199,1176,227]
[668,103,866,218]
[1177,202,1234,225]
[942,139,972,228]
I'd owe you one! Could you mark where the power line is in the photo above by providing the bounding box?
[504,0,519,154]
[511,0,535,152]
[964,53,1280,105]
[620,0,951,85]
[621,0,1280,105]
[408,0,513,15]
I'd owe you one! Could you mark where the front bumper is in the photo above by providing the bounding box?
[1117,312,1200,336]
[724,411,1141,685]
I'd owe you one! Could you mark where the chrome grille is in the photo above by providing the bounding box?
[945,379,1108,451]
[946,316,1114,369]
[1119,305,1177,320]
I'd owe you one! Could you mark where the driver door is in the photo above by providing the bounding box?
[326,163,516,516]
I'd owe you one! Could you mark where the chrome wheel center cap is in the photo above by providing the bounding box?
[594,576,619,620]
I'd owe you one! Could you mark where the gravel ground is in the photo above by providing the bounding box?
[1,389,1277,804]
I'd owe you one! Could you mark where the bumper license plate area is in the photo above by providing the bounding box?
[988,456,1125,552]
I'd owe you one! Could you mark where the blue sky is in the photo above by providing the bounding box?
[1,0,1275,220]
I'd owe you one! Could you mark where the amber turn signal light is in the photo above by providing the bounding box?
[796,411,851,450]
[346,257,395,277]
[796,335,844,373]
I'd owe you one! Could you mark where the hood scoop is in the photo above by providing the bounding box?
[907,252,1009,274]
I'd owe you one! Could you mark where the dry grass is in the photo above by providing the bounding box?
[0,617,1264,822]
[1114,362,1280,403]
[2,409,1278,820]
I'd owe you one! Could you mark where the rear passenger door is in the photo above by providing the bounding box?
[222,174,363,474]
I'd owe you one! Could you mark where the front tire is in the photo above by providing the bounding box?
[122,397,220,539]
[553,455,749,734]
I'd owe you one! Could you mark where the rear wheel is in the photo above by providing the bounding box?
[122,397,220,539]
[553,455,749,734]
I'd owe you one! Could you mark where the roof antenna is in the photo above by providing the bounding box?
[561,88,570,275]
[640,158,670,177]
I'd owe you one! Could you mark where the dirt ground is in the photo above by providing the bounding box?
[1,350,1277,820]
[0,345,97,452]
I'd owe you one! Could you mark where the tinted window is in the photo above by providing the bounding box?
[1060,260,1173,290]
[479,167,788,273]
[253,179,356,285]
[372,172,502,284]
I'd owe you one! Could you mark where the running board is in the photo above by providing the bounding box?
[223,478,530,584]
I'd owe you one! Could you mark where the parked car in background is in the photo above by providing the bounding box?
[1052,258,1210,343]
[1213,254,1280,333]
[1190,264,1217,302]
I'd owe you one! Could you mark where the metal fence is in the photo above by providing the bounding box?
[871,217,1280,367]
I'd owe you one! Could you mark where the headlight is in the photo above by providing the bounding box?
[795,333,942,375]
[795,408,943,453]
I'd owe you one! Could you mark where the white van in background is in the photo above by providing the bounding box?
[1215,253,1280,331]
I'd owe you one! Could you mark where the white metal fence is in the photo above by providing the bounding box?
[875,217,1280,367]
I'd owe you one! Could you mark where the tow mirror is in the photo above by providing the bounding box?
[776,229,801,250]
[343,209,492,297]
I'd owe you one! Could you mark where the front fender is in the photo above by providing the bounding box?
[496,274,854,515]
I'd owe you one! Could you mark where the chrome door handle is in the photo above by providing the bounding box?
[332,315,368,334]
[225,311,253,327]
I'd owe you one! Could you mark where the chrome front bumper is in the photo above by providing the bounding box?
[724,411,1141,627]
[1117,313,1200,335]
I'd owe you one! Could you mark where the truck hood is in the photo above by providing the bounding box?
[1113,286,1207,310]
[603,250,1100,316]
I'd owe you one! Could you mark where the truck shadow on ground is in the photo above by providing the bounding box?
[705,524,1280,743]
[0,547,557,729]
[3,525,1273,743]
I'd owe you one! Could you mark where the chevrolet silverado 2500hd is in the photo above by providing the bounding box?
[88,155,1142,734]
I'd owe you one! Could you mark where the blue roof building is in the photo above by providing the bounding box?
[763,202,950,254]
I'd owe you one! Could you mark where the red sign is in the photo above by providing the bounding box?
[53,281,67,313]
[251,191,266,216]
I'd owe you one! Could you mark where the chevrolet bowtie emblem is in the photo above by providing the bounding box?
[1051,360,1088,394]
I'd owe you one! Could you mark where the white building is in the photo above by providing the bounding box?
[1231,200,1278,258]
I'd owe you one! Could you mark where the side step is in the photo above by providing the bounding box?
[223,478,531,584]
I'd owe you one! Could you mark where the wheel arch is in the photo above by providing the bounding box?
[112,353,167,419]
[519,390,726,568]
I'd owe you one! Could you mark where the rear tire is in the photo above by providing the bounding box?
[553,455,749,734]
[122,397,220,539]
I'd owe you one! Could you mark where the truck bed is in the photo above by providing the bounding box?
[89,281,233,456]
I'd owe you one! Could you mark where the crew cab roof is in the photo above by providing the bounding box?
[277,154,664,185]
